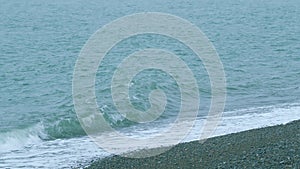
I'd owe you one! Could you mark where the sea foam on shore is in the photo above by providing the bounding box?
[86,119,300,169]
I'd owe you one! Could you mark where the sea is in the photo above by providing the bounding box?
[1,0,299,168]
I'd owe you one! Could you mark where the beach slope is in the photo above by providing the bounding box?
[86,120,300,168]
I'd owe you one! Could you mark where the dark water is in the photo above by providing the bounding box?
[0,0,299,168]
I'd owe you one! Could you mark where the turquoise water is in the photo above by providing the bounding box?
[1,0,300,168]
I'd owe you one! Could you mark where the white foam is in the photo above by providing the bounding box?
[0,136,109,169]
[184,103,300,141]
[213,103,300,137]
[0,103,299,168]
[0,123,45,153]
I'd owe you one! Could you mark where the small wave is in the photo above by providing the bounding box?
[44,118,86,140]
[0,103,299,168]
[224,102,300,117]
[0,123,46,153]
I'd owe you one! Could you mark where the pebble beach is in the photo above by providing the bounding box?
[85,120,300,169]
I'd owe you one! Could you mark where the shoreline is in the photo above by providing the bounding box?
[83,120,300,168]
